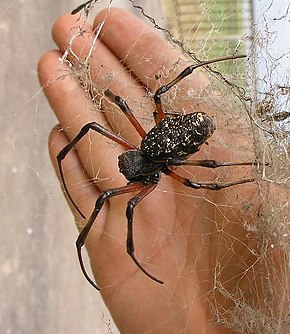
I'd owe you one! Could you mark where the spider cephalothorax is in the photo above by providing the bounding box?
[57,54,256,290]
[118,150,164,181]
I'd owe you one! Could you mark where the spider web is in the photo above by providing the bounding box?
[2,0,286,333]
[53,0,290,333]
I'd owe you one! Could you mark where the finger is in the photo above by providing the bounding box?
[93,8,208,92]
[52,14,154,145]
[38,50,125,189]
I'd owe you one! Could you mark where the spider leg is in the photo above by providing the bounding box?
[168,159,256,168]
[165,168,254,190]
[71,0,94,14]
[153,110,181,123]
[57,122,137,219]
[104,89,147,138]
[76,182,146,290]
[153,54,246,122]
[126,182,164,285]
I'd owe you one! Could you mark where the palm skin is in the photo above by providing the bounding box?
[38,8,262,333]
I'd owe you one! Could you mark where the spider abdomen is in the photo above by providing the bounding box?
[141,113,216,161]
[118,150,164,181]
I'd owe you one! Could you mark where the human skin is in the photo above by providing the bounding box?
[38,8,261,334]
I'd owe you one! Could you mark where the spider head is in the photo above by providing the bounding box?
[118,150,164,181]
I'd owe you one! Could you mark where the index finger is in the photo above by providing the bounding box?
[93,8,207,92]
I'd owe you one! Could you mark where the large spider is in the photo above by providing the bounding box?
[57,54,256,290]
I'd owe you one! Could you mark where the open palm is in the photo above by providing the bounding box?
[39,8,261,333]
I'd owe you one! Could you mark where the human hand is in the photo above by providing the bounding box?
[38,8,259,333]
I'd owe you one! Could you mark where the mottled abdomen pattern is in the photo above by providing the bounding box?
[141,113,216,161]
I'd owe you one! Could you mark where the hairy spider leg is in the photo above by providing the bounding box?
[153,54,247,123]
[105,89,147,138]
[57,122,137,219]
[76,182,146,290]
[168,159,256,168]
[126,182,164,285]
[164,168,254,190]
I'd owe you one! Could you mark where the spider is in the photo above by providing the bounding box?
[57,54,256,290]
